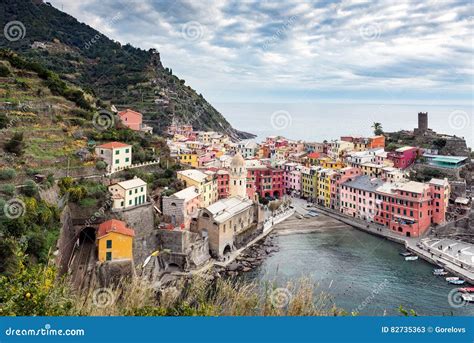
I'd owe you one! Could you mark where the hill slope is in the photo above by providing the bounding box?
[0,0,254,139]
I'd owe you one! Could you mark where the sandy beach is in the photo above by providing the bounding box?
[273,213,351,236]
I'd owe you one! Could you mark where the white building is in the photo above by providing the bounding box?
[108,177,147,210]
[96,142,132,173]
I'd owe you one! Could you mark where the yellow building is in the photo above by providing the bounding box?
[317,169,333,208]
[360,163,384,178]
[97,219,135,262]
[320,157,345,170]
[301,166,319,200]
[177,169,218,207]
[178,151,199,168]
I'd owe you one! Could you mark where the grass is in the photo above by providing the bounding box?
[75,275,345,316]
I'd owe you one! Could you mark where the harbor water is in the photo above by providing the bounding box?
[244,226,474,316]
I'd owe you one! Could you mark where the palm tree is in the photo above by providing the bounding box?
[372,122,383,135]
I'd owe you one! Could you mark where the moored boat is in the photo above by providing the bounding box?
[433,270,448,276]
[449,279,466,285]
[400,252,412,257]
[446,276,459,282]
[405,255,418,261]
[459,288,474,302]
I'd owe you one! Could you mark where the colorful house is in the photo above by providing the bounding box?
[301,166,319,200]
[340,175,384,221]
[162,186,200,229]
[95,142,132,173]
[178,150,199,168]
[97,219,135,262]
[118,109,153,134]
[177,169,218,208]
[387,146,420,169]
[108,177,148,210]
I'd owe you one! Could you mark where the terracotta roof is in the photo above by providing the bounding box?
[307,152,321,159]
[97,141,131,149]
[118,109,142,118]
[98,219,135,239]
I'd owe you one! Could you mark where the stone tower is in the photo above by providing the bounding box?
[418,112,428,133]
[229,153,247,198]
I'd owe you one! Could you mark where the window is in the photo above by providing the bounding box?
[115,159,119,164]
[125,157,129,162]
[106,240,112,249]
[115,150,120,155]
[106,252,112,261]
[125,148,130,153]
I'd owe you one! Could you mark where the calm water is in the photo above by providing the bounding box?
[243,227,474,316]
[216,102,473,147]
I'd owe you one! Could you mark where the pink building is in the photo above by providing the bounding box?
[330,167,362,209]
[118,109,142,131]
[162,186,200,229]
[283,162,301,195]
[387,146,420,169]
[340,175,385,221]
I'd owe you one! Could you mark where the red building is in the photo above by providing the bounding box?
[387,146,420,169]
[247,166,284,199]
[374,178,449,237]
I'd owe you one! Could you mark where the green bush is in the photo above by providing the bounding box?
[4,132,25,156]
[0,184,16,196]
[0,64,10,77]
[95,160,107,170]
[0,168,16,180]
[22,180,38,197]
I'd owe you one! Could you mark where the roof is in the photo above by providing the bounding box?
[343,175,384,192]
[113,177,147,190]
[205,196,254,223]
[98,219,135,239]
[118,109,142,118]
[396,146,416,152]
[170,186,199,201]
[177,169,209,183]
[97,141,131,149]
[307,152,321,159]
[429,178,449,186]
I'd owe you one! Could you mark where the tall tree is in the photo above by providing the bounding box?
[372,122,383,135]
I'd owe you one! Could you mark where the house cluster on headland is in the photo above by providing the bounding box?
[73,111,471,282]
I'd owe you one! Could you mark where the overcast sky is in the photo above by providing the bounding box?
[49,0,473,104]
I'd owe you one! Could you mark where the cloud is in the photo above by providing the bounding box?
[49,0,473,103]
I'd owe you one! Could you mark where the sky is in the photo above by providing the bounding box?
[49,0,473,105]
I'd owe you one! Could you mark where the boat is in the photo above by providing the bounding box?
[405,255,418,261]
[459,288,474,302]
[400,252,412,257]
[448,279,466,285]
[433,271,448,276]
[446,277,460,282]
[433,268,444,273]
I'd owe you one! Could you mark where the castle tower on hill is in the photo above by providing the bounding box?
[418,112,428,133]
[229,153,247,198]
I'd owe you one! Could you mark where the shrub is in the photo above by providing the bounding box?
[0,184,16,196]
[0,64,10,77]
[22,180,38,197]
[4,132,25,156]
[95,160,107,170]
[0,168,16,180]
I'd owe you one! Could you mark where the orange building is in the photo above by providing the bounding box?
[97,219,135,262]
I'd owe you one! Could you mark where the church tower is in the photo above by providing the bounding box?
[229,153,247,198]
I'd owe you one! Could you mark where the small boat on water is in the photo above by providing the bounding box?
[446,277,460,282]
[433,270,448,276]
[400,251,412,257]
[459,288,474,302]
[449,279,466,285]
[433,268,444,273]
[405,255,418,261]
